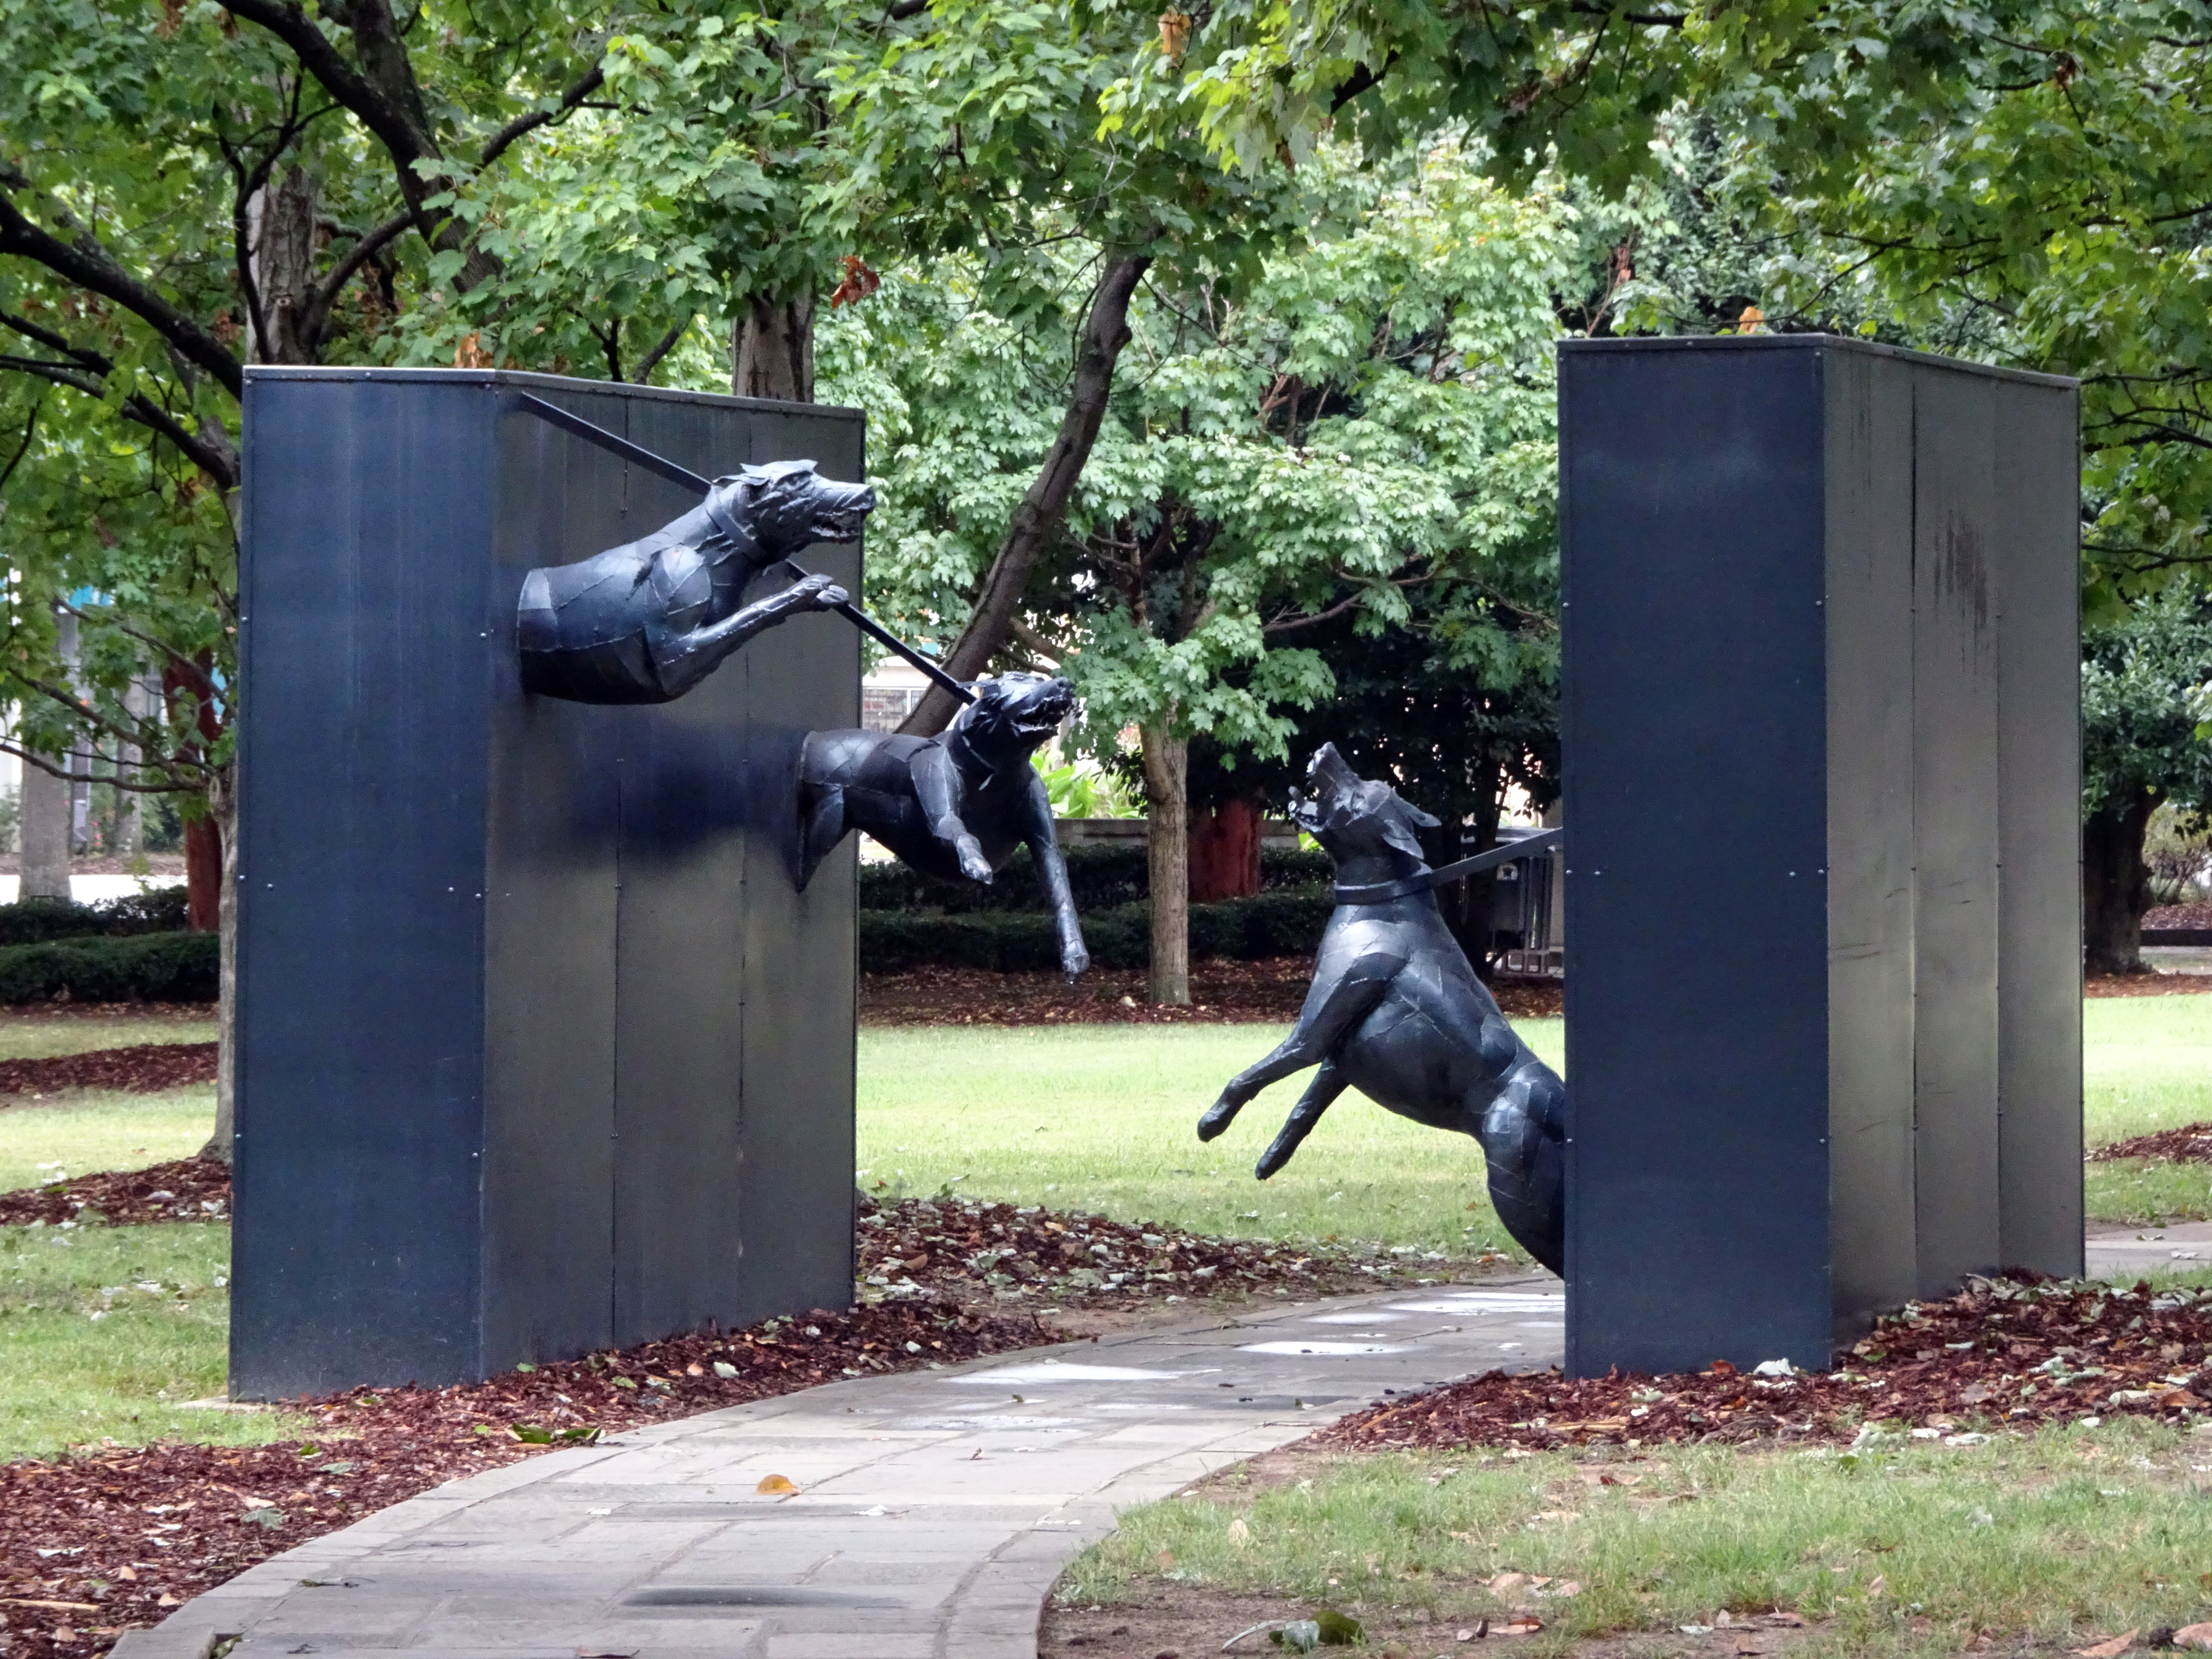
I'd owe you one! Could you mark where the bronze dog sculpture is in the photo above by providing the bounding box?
[797,672,1090,978]
[518,459,873,704]
[1197,745,1565,1272]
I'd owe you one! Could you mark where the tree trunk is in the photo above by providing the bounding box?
[901,253,1154,739]
[1188,797,1262,901]
[184,811,221,932]
[1142,725,1190,1006]
[733,291,815,403]
[18,755,70,900]
[248,164,320,365]
[199,761,237,1163]
[2085,784,2157,976]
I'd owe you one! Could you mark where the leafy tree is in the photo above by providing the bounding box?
[0,0,616,1153]
[2082,592,2212,974]
[827,136,1572,999]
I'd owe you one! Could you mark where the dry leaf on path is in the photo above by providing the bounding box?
[755,1474,798,1495]
[2076,1631,2138,1658]
[1495,1617,1544,1636]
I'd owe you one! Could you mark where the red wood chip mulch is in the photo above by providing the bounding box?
[1318,1275,2212,1455]
[0,1180,1473,1657]
[860,958,1562,1025]
[0,1045,216,1101]
[854,1192,1467,1307]
[2093,1122,2212,1164]
[0,1158,230,1228]
[0,1299,1050,1659]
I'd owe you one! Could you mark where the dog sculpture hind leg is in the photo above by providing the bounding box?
[1196,744,1565,1273]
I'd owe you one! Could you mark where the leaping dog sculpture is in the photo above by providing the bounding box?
[797,672,1091,979]
[1197,745,1565,1272]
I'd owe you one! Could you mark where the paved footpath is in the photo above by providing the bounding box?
[2088,1220,2212,1278]
[117,1279,1564,1659]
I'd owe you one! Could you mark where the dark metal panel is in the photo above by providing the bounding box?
[232,375,492,1397]
[607,390,758,1344]
[1561,340,1833,1376]
[1822,348,1920,1334]
[1909,365,2004,1294]
[732,408,864,1324]
[1995,381,2084,1276]
[480,382,625,1369]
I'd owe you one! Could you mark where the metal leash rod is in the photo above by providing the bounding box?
[505,392,974,706]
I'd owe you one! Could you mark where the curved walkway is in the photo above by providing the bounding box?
[115,1279,1563,1659]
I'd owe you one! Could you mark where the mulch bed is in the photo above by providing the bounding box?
[2093,1123,2212,1164]
[0,1046,216,1103]
[2147,904,2212,931]
[0,1158,230,1227]
[1318,1275,2212,1455]
[2086,972,2212,999]
[0,1178,1472,1657]
[0,1299,1052,1659]
[855,1192,1468,1308]
[860,958,1563,1025]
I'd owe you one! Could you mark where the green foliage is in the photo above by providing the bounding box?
[0,931,218,1005]
[0,888,190,947]
[2083,593,2212,821]
[859,893,1332,971]
[858,840,1329,913]
[1034,754,1140,820]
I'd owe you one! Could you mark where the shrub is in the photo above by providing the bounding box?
[0,931,219,1004]
[0,886,192,947]
[858,893,1330,973]
[856,842,1327,914]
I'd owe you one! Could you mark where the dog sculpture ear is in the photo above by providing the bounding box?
[1373,790,1437,864]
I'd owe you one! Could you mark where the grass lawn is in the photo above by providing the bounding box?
[1059,1417,2212,1658]
[0,989,2203,1459]
[0,1088,217,1195]
[0,1221,307,1462]
[0,1011,215,1062]
[855,1020,1561,1257]
[2084,992,2212,1224]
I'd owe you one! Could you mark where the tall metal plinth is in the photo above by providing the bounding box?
[232,369,862,1397]
[1560,337,2081,1377]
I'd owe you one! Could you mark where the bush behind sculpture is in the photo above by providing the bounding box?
[0,888,192,946]
[859,893,1332,972]
[0,931,218,1003]
[857,843,1330,915]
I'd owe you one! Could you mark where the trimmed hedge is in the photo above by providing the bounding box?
[0,887,192,946]
[857,841,1331,915]
[0,931,218,1004]
[859,892,1331,973]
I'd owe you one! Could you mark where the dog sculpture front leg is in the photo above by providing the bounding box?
[912,744,994,883]
[1254,1059,1352,1179]
[1197,955,1400,1144]
[650,572,848,700]
[1017,770,1089,978]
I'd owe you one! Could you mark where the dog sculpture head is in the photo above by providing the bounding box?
[950,672,1076,765]
[705,460,875,555]
[1289,743,1442,873]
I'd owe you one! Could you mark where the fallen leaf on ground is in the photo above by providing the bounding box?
[1228,1517,1250,1545]
[1495,1617,1543,1636]
[2076,1631,2139,1658]
[755,1474,797,1495]
[1486,1572,1529,1598]
[2172,1625,2212,1651]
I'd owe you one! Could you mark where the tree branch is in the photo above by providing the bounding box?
[635,313,693,383]
[900,249,1154,738]
[0,166,244,398]
[0,354,240,489]
[478,60,607,170]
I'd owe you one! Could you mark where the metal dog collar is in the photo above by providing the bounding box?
[1331,826,1562,905]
